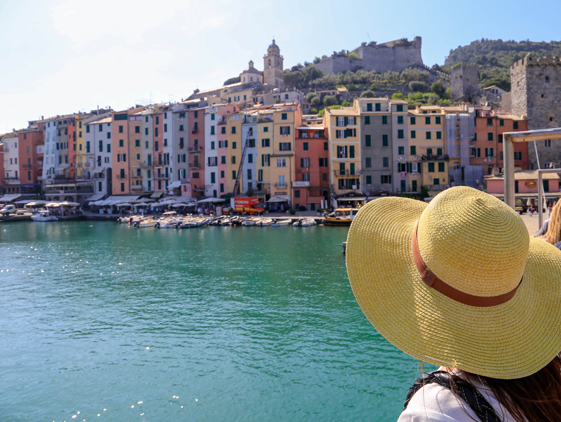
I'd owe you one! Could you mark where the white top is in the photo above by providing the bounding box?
[398,375,518,422]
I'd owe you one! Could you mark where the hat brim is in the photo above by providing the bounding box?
[346,196,561,379]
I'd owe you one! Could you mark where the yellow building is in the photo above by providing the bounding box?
[226,112,243,194]
[269,104,301,204]
[75,114,90,179]
[408,106,448,194]
[255,110,274,201]
[324,106,361,200]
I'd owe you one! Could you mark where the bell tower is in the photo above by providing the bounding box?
[263,39,284,89]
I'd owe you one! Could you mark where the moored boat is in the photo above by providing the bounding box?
[322,208,359,226]
[31,210,58,222]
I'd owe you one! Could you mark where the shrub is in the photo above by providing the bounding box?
[341,100,352,107]
[346,84,359,91]
[306,92,319,103]
[310,108,318,114]
[347,52,360,60]
[323,95,338,106]
[430,80,445,96]
[427,93,440,105]
[370,83,378,91]
[401,68,429,84]
[409,81,430,92]
[313,57,321,64]
[391,92,405,100]
[360,89,376,98]
[310,96,322,107]
[318,109,326,117]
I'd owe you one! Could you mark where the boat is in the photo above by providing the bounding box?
[137,217,159,228]
[322,208,360,226]
[257,218,272,226]
[178,217,210,228]
[31,210,58,222]
[293,218,316,227]
[241,217,260,226]
[271,218,291,226]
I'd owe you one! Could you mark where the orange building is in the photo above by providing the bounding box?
[17,128,44,196]
[472,107,528,175]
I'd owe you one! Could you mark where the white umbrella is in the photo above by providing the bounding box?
[267,196,290,203]
[46,202,61,207]
[117,203,133,207]
[134,202,150,207]
[185,202,197,207]
[171,203,188,207]
[61,201,80,207]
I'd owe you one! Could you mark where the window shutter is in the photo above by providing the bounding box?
[344,117,348,126]
[345,146,348,158]
[350,146,355,158]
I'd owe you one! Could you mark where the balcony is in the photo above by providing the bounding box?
[139,161,153,168]
[130,185,143,191]
[22,164,33,170]
[188,145,204,153]
[93,173,105,180]
[155,174,170,180]
[273,183,287,188]
[116,175,127,180]
[189,162,201,169]
[333,170,361,177]
[419,154,449,161]
[3,177,19,182]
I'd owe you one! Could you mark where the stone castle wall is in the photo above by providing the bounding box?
[312,37,423,74]
[451,64,479,101]
[511,54,561,167]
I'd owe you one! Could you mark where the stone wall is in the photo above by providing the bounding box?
[451,64,479,101]
[511,54,561,167]
[312,37,424,75]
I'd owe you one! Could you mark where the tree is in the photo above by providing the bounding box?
[313,57,321,64]
[430,80,445,97]
[409,81,430,92]
[323,95,337,106]
[341,100,352,107]
[427,93,440,105]
[392,93,405,100]
[310,96,322,107]
[306,92,319,103]
[360,90,376,98]
[318,109,326,117]
[223,76,241,86]
[284,71,303,88]
[444,87,453,100]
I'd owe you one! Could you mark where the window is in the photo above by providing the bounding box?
[438,162,445,172]
[428,163,435,173]
[381,175,391,184]
[232,171,236,179]
[319,158,328,167]
[231,156,236,164]
[487,118,493,126]
[366,175,372,184]
[264,126,269,132]
[279,142,291,151]
[397,105,403,112]
[231,126,236,134]
[398,129,404,139]
[145,128,148,135]
[232,142,237,149]
[221,156,226,164]
[192,172,199,179]
[382,116,388,125]
[277,158,286,167]
[514,152,522,160]
[365,135,371,147]
[375,103,381,111]
[410,145,416,155]
[278,175,286,187]
[426,132,432,140]
[119,139,124,147]
[294,190,300,198]
[410,116,416,125]
[382,134,388,146]
[397,115,404,124]
[435,116,441,124]
[303,142,308,151]
[107,132,111,139]
[211,141,215,150]
[398,146,404,155]
[282,113,287,120]
[488,132,494,141]
[119,125,123,133]
[500,119,504,127]
[337,146,348,158]
[545,139,552,148]
[433,178,440,186]
[221,127,226,134]
[365,116,371,125]
[498,134,503,143]
[513,121,519,130]
[135,126,140,133]
[87,126,90,133]
[366,103,373,112]
[280,126,290,135]
[179,125,184,132]
[425,117,430,125]
[546,76,550,84]
[365,157,372,168]
[301,158,310,168]
[262,138,270,147]
[383,157,389,167]
[411,130,416,139]
[485,148,494,157]
[324,142,328,151]
[107,144,111,153]
[471,148,481,157]
[248,154,253,163]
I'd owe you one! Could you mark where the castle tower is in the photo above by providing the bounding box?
[451,63,479,102]
[263,39,284,89]
[511,54,561,168]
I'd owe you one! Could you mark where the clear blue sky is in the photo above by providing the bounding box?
[1,0,559,132]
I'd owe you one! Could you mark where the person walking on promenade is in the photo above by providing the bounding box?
[346,186,561,422]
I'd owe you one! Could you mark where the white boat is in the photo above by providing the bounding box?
[258,218,272,226]
[301,219,317,227]
[160,218,181,228]
[242,218,259,226]
[271,219,291,226]
[31,211,58,222]
[137,218,158,228]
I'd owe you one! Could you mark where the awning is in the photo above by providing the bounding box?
[198,197,225,203]
[15,199,35,205]
[151,192,164,199]
[0,194,22,202]
[336,197,366,202]
[87,194,105,202]
[168,181,181,189]
[268,196,291,203]
[105,196,140,203]
[116,203,134,207]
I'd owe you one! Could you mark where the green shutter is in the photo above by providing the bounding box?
[345,146,348,158]
[344,117,348,126]
[350,146,355,158]
[261,154,264,166]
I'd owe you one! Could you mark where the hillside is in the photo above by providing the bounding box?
[444,39,561,91]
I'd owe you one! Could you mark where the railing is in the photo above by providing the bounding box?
[155,174,170,179]
[189,162,201,169]
[22,164,33,170]
[333,170,360,176]
[188,145,203,152]
[93,174,105,180]
[116,175,127,180]
[3,177,19,181]
[273,183,287,188]
[130,185,143,190]
[140,161,152,168]
[420,154,449,161]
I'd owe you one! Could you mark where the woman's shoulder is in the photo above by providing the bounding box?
[398,382,480,422]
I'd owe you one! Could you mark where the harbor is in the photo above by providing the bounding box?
[0,220,421,422]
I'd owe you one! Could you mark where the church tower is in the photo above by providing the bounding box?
[263,39,284,89]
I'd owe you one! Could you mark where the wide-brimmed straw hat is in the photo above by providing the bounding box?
[346,186,561,379]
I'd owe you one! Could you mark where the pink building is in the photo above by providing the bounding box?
[486,170,560,208]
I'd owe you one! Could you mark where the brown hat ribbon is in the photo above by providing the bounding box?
[412,223,521,307]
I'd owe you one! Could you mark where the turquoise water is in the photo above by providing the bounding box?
[0,222,425,421]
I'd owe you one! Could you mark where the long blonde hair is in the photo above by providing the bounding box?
[542,201,561,245]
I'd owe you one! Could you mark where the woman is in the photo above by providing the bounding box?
[538,200,561,250]
[345,186,561,421]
